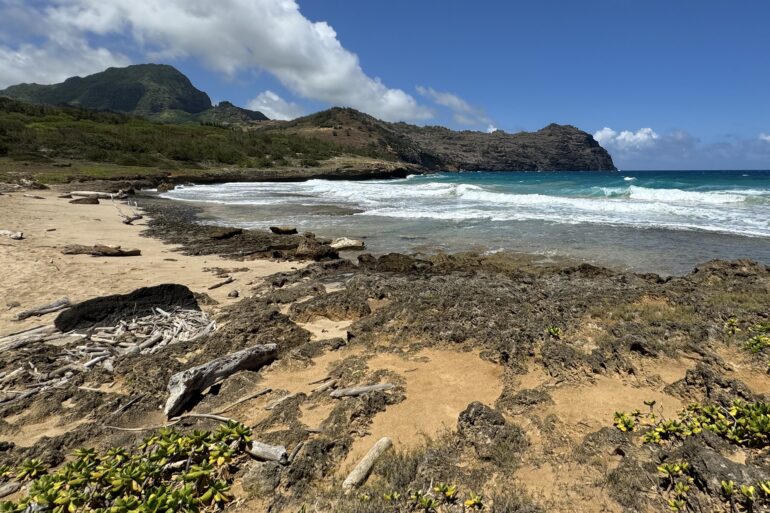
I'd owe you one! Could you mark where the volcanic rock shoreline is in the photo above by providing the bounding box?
[0,190,768,513]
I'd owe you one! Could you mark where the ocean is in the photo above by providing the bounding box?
[160,170,770,275]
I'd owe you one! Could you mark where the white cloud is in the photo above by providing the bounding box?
[486,124,498,133]
[0,39,128,87]
[594,127,659,151]
[0,0,431,122]
[246,90,304,120]
[416,86,491,127]
[594,126,770,170]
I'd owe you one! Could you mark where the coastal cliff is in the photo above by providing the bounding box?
[264,107,617,172]
[1,65,616,181]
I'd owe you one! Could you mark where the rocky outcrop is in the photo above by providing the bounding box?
[274,107,616,172]
[457,402,528,461]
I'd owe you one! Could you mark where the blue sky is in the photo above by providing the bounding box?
[1,0,769,170]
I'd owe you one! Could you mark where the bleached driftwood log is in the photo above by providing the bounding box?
[246,441,288,465]
[14,298,70,321]
[70,190,127,199]
[0,481,21,498]
[122,214,143,225]
[312,379,337,394]
[265,392,300,410]
[208,277,234,290]
[61,245,141,257]
[0,325,58,351]
[342,437,393,492]
[0,230,23,240]
[164,343,278,417]
[330,384,395,398]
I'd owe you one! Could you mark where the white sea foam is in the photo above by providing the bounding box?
[160,175,770,239]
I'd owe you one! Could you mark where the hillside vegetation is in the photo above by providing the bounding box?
[0,98,349,170]
[0,64,268,124]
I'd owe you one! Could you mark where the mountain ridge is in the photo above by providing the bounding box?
[0,64,616,172]
[259,107,616,171]
[0,64,268,124]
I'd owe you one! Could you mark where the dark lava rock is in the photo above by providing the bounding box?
[209,227,242,240]
[227,290,240,298]
[295,237,338,261]
[606,458,657,511]
[289,290,371,322]
[69,197,99,205]
[156,182,175,193]
[55,283,199,331]
[457,402,528,462]
[358,252,433,273]
[270,225,298,235]
[497,388,554,412]
[575,426,632,461]
[241,461,281,497]
[541,341,586,378]
[664,362,756,405]
[672,435,770,494]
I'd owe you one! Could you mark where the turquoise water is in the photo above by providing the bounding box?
[161,171,770,275]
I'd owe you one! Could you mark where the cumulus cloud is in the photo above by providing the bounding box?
[759,133,770,143]
[486,124,498,133]
[0,0,431,121]
[0,38,128,87]
[246,90,304,121]
[594,127,659,151]
[416,86,491,127]
[595,126,770,169]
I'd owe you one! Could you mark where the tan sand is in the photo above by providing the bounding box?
[341,348,504,470]
[0,190,300,334]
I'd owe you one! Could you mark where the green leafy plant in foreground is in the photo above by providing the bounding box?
[615,400,770,448]
[616,401,770,511]
[0,420,253,513]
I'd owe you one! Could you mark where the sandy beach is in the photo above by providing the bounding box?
[0,190,298,335]
[0,189,768,513]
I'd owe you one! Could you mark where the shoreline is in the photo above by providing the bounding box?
[1,187,769,513]
[0,189,303,335]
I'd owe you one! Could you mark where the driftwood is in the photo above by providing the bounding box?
[14,298,71,321]
[246,441,289,465]
[214,388,271,414]
[265,392,300,411]
[0,325,59,351]
[22,194,45,200]
[330,384,395,398]
[342,437,393,491]
[69,197,99,205]
[111,196,143,225]
[312,379,337,394]
[0,481,21,498]
[122,214,143,225]
[208,277,234,290]
[105,412,236,432]
[70,191,126,199]
[164,343,278,417]
[61,245,141,257]
[0,230,23,240]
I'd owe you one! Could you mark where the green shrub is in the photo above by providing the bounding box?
[0,421,253,513]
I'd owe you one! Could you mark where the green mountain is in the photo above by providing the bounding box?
[0,64,268,124]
